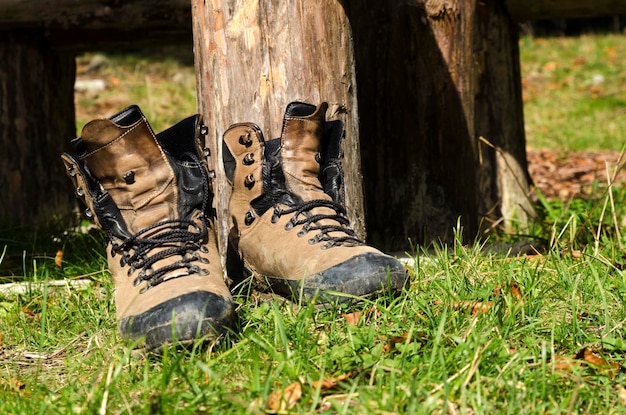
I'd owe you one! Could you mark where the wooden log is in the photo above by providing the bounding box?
[0,0,189,27]
[0,0,192,51]
[191,0,365,254]
[343,0,533,248]
[192,0,533,252]
[0,29,76,226]
[505,0,626,20]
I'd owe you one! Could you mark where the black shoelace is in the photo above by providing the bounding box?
[272,199,363,249]
[110,153,211,292]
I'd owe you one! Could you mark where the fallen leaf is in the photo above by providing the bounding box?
[550,347,622,378]
[382,332,410,353]
[54,250,63,267]
[342,308,379,325]
[471,301,494,315]
[310,373,351,391]
[0,378,25,391]
[551,355,580,371]
[342,311,362,325]
[509,283,522,299]
[265,381,302,414]
[571,249,583,259]
[22,307,37,318]
[576,347,621,379]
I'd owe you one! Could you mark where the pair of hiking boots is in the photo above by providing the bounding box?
[62,102,407,351]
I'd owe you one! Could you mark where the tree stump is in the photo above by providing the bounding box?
[343,0,534,248]
[0,30,76,226]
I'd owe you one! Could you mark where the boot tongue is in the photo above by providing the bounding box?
[79,114,176,234]
[280,102,331,202]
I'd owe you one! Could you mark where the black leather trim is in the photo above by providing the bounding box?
[64,152,131,241]
[250,137,303,216]
[119,291,236,350]
[265,253,408,304]
[320,120,346,205]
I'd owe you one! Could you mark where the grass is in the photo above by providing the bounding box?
[2,33,626,414]
[520,33,626,151]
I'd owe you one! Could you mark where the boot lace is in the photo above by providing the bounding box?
[110,153,212,292]
[272,199,363,249]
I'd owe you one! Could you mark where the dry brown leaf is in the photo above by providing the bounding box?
[571,249,583,259]
[265,381,302,414]
[471,301,494,315]
[382,332,411,353]
[510,283,522,300]
[54,250,63,267]
[0,378,25,391]
[310,372,351,391]
[576,347,621,379]
[551,348,622,379]
[493,282,522,299]
[22,307,37,318]
[551,355,580,371]
[342,311,362,325]
[342,308,380,325]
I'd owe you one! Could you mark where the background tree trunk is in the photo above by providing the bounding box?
[0,30,76,227]
[191,0,365,255]
[343,0,533,248]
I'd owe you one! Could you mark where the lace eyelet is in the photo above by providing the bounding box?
[243,153,255,165]
[284,221,294,231]
[244,174,255,188]
[200,245,209,253]
[122,171,135,184]
[245,210,256,226]
[75,187,84,198]
[239,133,252,146]
[297,229,307,238]
[308,237,318,245]
[68,165,76,177]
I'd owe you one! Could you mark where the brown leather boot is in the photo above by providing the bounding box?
[61,105,235,351]
[223,102,408,304]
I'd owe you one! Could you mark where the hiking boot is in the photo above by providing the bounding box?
[61,105,236,351]
[223,102,408,304]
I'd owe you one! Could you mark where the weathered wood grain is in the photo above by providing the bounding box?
[191,0,365,254]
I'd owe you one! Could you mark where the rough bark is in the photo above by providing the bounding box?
[0,29,76,226]
[0,0,192,51]
[505,0,626,20]
[342,0,532,248]
[191,0,365,254]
